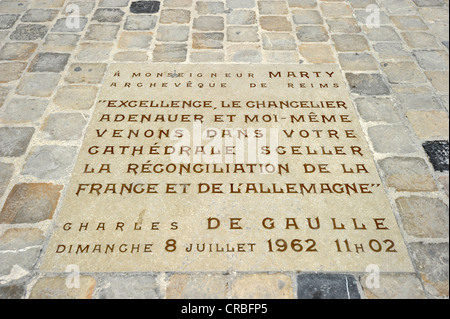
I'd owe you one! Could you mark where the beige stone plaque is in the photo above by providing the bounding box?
[41,64,415,273]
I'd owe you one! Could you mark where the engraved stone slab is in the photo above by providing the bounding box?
[41,64,415,273]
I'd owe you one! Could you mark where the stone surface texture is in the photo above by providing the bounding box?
[0,0,447,299]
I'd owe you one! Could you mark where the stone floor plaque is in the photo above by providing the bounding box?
[40,64,415,273]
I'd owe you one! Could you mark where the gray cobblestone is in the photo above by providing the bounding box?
[0,248,40,276]
[156,25,190,42]
[381,0,417,15]
[227,10,256,25]
[193,16,224,31]
[228,45,262,62]
[0,14,20,30]
[131,0,160,13]
[196,1,225,14]
[441,95,449,111]
[391,16,429,31]
[320,2,353,18]
[0,228,45,251]
[99,0,130,7]
[326,18,361,33]
[396,92,443,111]
[119,32,153,49]
[428,21,449,41]
[265,51,299,63]
[409,243,449,297]
[152,43,187,62]
[124,15,158,30]
[296,26,329,42]
[0,162,14,198]
[84,24,120,41]
[413,50,449,70]
[0,285,26,299]
[419,7,449,21]
[396,196,449,238]
[0,31,8,43]
[346,73,390,95]
[0,98,48,124]
[42,34,80,52]
[292,10,323,25]
[0,2,29,14]
[258,1,288,15]
[53,85,99,110]
[16,73,61,97]
[21,9,58,22]
[92,8,125,23]
[33,0,70,8]
[262,33,296,50]
[192,32,224,49]
[22,145,77,180]
[29,52,70,73]
[363,26,401,42]
[288,0,317,8]
[382,62,428,84]
[348,0,377,8]
[402,32,441,49]
[228,26,259,42]
[75,43,114,61]
[338,53,379,71]
[368,125,419,153]
[0,127,35,157]
[65,63,107,84]
[227,0,256,9]
[332,34,370,52]
[0,87,8,108]
[438,176,449,196]
[297,274,360,299]
[354,97,401,122]
[425,70,449,93]
[42,113,88,141]
[413,0,446,6]
[164,0,192,7]
[373,43,412,61]
[10,24,48,40]
[160,9,191,24]
[95,275,160,299]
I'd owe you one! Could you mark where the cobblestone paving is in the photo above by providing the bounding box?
[0,0,448,299]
